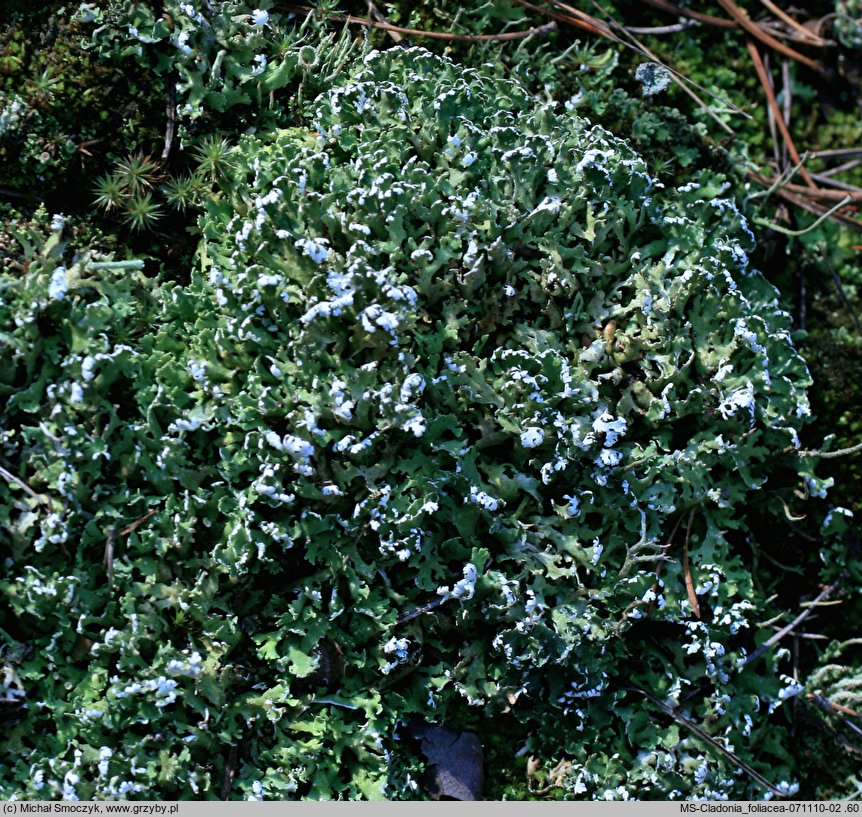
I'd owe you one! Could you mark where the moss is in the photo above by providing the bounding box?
[802,333,862,512]
[3,0,862,801]
[0,9,164,211]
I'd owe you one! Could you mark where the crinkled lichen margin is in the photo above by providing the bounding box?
[1,47,829,800]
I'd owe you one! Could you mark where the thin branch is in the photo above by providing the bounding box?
[646,512,686,618]
[625,685,786,796]
[396,596,446,624]
[759,0,829,45]
[719,0,827,74]
[810,147,862,160]
[782,57,792,169]
[543,0,620,38]
[793,440,862,459]
[584,0,749,124]
[220,743,239,800]
[98,510,157,589]
[816,158,862,178]
[642,0,736,29]
[747,169,862,231]
[808,172,862,195]
[367,0,403,43]
[682,508,700,619]
[813,696,862,721]
[118,508,158,538]
[819,245,862,334]
[509,0,612,38]
[0,464,49,506]
[763,52,782,167]
[770,625,827,640]
[104,525,116,588]
[747,40,817,188]
[589,0,752,119]
[513,0,749,126]
[739,578,844,670]
[352,16,558,42]
[799,598,843,608]
[753,195,854,236]
[161,81,176,162]
[765,181,861,200]
[775,190,862,230]
[283,5,558,42]
[758,22,835,47]
[624,22,695,35]
[749,158,810,198]
[623,28,736,134]
[809,694,862,740]
[646,0,833,50]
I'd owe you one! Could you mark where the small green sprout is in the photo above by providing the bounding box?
[115,153,162,193]
[27,68,62,105]
[123,192,164,231]
[92,172,128,212]
[192,136,236,180]
[162,174,202,213]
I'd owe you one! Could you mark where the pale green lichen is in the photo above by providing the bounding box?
[0,46,833,801]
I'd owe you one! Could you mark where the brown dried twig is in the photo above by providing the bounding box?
[535,0,749,130]
[817,158,862,177]
[117,508,158,538]
[585,0,752,119]
[809,695,862,721]
[625,685,786,797]
[747,40,818,188]
[718,0,826,73]
[621,25,738,134]
[366,0,403,43]
[104,525,116,588]
[811,171,862,193]
[748,169,862,231]
[682,508,700,620]
[101,509,159,588]
[758,0,831,46]
[0,464,50,507]
[281,4,558,42]
[362,16,557,42]
[646,0,831,65]
[645,512,686,619]
[782,57,792,167]
[739,578,844,670]
[76,137,103,159]
[770,625,827,641]
[808,694,862,742]
[509,0,611,38]
[161,82,176,162]
[221,743,239,800]
[397,596,446,624]
[811,147,862,160]
[764,54,782,166]
[794,441,862,459]
[642,0,736,29]
[779,180,862,202]
[624,21,695,35]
